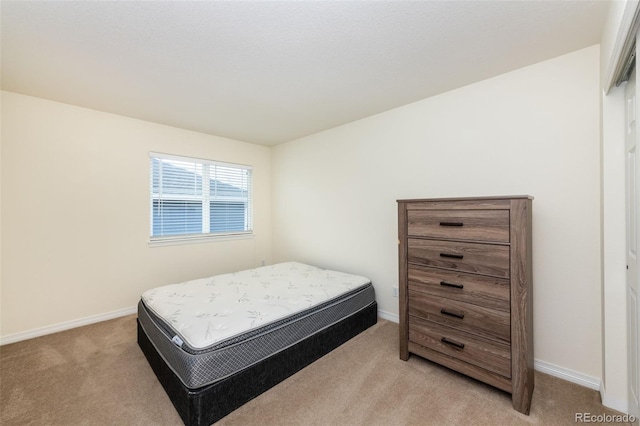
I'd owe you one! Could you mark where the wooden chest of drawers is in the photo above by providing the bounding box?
[397,196,533,414]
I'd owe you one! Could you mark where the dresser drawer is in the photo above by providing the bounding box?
[408,289,510,343]
[408,265,510,312]
[409,316,511,378]
[408,238,510,278]
[407,209,509,243]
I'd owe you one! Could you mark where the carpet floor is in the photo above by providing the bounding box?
[0,315,633,425]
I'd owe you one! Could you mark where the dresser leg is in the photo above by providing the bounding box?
[512,382,534,415]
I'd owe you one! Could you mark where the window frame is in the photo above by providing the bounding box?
[149,152,253,247]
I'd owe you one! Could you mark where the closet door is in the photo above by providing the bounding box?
[625,62,639,419]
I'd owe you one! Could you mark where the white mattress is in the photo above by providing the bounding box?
[141,261,371,351]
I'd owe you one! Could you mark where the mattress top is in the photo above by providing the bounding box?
[141,262,371,350]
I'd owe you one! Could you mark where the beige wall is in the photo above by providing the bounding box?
[272,46,603,378]
[0,91,271,337]
[0,43,609,395]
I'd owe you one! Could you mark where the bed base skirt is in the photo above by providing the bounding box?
[137,302,378,426]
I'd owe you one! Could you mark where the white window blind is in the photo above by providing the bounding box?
[150,153,253,242]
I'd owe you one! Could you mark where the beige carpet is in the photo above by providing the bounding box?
[0,315,633,425]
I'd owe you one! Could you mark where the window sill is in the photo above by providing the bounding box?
[148,232,254,247]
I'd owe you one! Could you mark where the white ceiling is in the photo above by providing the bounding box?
[1,1,609,146]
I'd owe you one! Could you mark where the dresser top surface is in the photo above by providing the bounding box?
[397,195,534,203]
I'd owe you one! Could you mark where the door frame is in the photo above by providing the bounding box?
[602,0,640,416]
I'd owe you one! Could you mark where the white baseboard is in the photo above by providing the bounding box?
[1,306,400,345]
[0,305,630,415]
[527,360,631,414]
[0,306,137,346]
[600,384,630,414]
[534,359,600,390]
[377,315,632,414]
[378,309,399,323]
[534,358,632,413]
[370,314,627,411]
[376,312,618,404]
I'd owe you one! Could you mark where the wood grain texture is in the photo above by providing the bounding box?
[408,265,510,312]
[408,238,510,278]
[398,196,533,415]
[408,209,510,243]
[399,194,532,204]
[509,198,534,414]
[409,315,511,377]
[407,342,512,393]
[398,202,409,361]
[404,199,512,211]
[408,290,510,344]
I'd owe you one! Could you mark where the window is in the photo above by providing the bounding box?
[150,153,252,243]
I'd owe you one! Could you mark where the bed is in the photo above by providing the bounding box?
[137,261,377,426]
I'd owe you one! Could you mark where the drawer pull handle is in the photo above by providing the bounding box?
[440,253,464,259]
[440,308,465,319]
[440,281,464,289]
[441,337,465,349]
[439,222,463,227]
